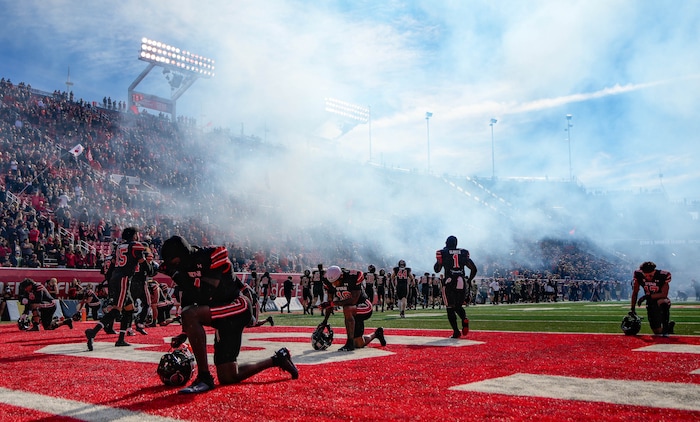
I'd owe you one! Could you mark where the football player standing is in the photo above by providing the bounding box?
[300,269,312,314]
[85,227,150,349]
[375,268,388,312]
[364,265,377,310]
[434,235,477,338]
[310,264,325,315]
[391,260,414,318]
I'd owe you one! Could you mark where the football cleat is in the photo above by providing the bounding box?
[85,328,95,351]
[266,316,275,327]
[450,331,461,339]
[135,324,148,335]
[65,318,73,329]
[338,342,355,352]
[462,318,470,336]
[179,373,215,394]
[376,327,387,346]
[115,339,131,347]
[271,347,299,380]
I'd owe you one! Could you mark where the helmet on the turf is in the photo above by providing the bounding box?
[17,314,31,331]
[157,346,195,386]
[621,312,642,336]
[326,266,342,283]
[311,323,334,350]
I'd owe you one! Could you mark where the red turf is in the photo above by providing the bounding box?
[0,323,698,421]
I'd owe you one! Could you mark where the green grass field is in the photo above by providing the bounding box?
[268,300,700,336]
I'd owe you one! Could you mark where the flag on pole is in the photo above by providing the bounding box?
[69,144,84,157]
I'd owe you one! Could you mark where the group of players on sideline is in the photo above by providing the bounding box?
[9,228,679,395]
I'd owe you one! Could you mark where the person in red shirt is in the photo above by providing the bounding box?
[28,223,40,247]
[65,248,77,268]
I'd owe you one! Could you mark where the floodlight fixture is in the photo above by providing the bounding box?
[324,98,369,123]
[139,37,215,77]
[129,37,215,118]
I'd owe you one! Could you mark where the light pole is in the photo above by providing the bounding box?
[565,114,573,181]
[490,118,497,179]
[426,112,432,172]
[368,105,372,162]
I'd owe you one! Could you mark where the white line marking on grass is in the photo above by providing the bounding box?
[634,344,700,354]
[451,373,700,411]
[37,331,484,367]
[513,307,562,311]
[0,387,183,422]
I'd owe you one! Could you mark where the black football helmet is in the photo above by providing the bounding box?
[398,260,406,268]
[311,323,334,350]
[621,312,642,336]
[368,264,376,273]
[157,346,195,386]
[17,314,31,331]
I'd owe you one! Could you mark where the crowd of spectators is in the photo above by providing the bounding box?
[0,77,646,289]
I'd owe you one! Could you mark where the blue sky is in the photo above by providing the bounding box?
[2,0,700,201]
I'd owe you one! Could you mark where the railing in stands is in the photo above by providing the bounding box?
[59,227,73,247]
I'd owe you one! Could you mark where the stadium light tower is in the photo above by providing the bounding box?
[324,98,371,158]
[565,114,573,181]
[128,37,215,118]
[490,118,497,179]
[426,112,433,173]
[65,67,73,95]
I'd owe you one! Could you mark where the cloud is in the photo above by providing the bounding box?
[2,0,700,274]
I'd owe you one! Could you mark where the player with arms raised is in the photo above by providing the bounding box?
[434,235,477,338]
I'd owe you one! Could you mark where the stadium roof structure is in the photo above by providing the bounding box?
[128,37,215,118]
